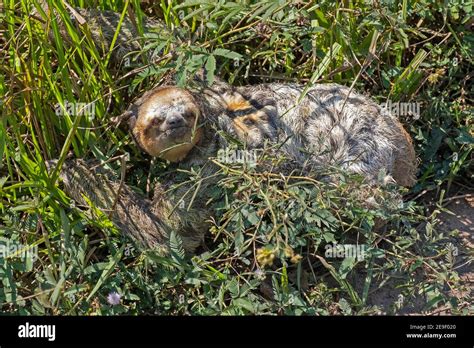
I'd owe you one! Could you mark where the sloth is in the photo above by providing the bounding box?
[41,3,417,253]
[54,77,418,255]
[128,78,417,187]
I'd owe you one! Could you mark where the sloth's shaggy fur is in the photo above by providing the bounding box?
[223,83,417,187]
[56,78,417,254]
[132,78,417,186]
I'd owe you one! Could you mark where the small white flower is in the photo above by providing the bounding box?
[365,196,378,207]
[107,291,121,306]
[254,268,265,280]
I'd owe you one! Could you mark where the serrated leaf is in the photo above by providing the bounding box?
[205,55,216,85]
[169,230,186,263]
[212,48,242,60]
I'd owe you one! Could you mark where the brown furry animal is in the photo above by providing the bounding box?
[54,77,417,255]
[129,79,417,187]
[222,83,418,187]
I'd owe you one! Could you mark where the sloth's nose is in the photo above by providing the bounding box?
[166,114,185,128]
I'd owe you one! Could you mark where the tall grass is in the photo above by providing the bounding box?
[0,0,472,315]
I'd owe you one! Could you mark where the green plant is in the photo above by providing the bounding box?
[0,0,472,315]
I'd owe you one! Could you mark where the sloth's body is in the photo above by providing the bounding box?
[56,80,417,254]
[225,83,417,186]
[43,6,417,253]
[130,80,417,187]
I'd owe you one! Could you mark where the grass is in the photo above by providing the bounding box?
[0,0,472,315]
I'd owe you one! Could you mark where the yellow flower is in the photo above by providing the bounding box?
[427,68,445,84]
[256,248,275,267]
[284,246,294,258]
[290,254,303,264]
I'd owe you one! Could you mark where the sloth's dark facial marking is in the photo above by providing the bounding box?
[133,87,202,162]
[223,93,278,148]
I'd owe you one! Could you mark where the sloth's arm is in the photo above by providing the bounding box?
[52,159,203,254]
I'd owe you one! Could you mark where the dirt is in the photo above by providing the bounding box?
[353,190,473,315]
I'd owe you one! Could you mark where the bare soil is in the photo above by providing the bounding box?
[354,189,473,315]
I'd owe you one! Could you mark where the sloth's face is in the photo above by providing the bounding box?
[133,87,203,162]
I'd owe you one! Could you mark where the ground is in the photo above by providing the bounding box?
[353,188,473,315]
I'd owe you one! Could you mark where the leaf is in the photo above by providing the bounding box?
[339,257,356,279]
[232,298,255,313]
[423,128,445,161]
[313,9,330,28]
[234,228,244,254]
[174,0,207,10]
[323,232,336,243]
[83,262,110,276]
[456,129,474,144]
[227,278,239,298]
[205,55,216,85]
[315,255,361,307]
[169,230,186,264]
[391,49,428,99]
[243,208,259,225]
[0,176,7,189]
[212,48,242,60]
[339,298,352,315]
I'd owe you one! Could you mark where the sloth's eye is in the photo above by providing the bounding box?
[184,111,195,119]
[152,117,164,125]
[243,117,254,126]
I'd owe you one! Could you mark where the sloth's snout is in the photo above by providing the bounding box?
[165,114,185,129]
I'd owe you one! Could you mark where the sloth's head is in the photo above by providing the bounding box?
[224,93,278,148]
[132,87,203,162]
